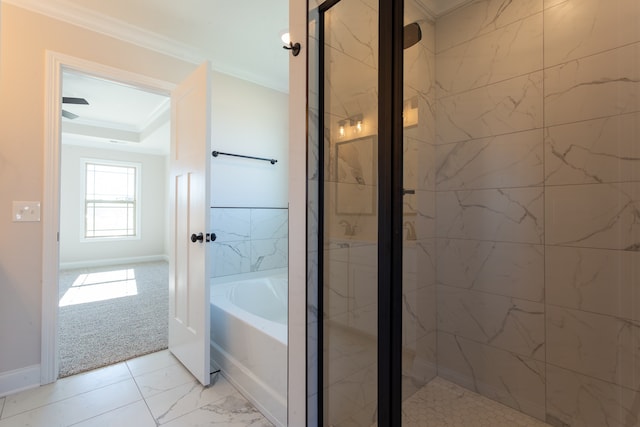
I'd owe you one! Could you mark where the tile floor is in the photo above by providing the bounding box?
[0,350,273,427]
[401,377,551,427]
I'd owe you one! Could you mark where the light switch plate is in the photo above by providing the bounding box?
[13,201,41,222]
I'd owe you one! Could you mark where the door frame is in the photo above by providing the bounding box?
[42,51,175,384]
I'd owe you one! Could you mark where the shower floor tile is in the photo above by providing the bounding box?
[401,377,551,427]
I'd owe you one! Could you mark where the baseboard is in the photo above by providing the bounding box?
[59,254,168,270]
[0,365,40,398]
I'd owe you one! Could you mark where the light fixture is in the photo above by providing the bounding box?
[338,120,346,137]
[280,30,301,56]
[349,114,363,133]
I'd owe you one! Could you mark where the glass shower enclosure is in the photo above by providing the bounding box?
[308,0,640,426]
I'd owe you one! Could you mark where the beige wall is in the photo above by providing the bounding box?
[0,3,195,376]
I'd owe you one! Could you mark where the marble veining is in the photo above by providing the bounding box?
[546,246,640,321]
[437,72,543,144]
[437,187,544,244]
[547,305,640,391]
[435,0,543,54]
[544,42,640,127]
[545,112,640,185]
[436,13,543,96]
[437,239,544,302]
[544,0,640,67]
[436,129,543,190]
[545,183,640,250]
[437,285,545,360]
[546,364,640,427]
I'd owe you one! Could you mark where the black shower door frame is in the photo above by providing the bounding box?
[316,0,404,425]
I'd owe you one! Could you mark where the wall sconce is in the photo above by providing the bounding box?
[338,120,346,138]
[349,114,363,134]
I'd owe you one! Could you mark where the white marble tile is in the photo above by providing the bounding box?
[250,238,288,272]
[437,72,543,144]
[0,398,4,419]
[404,137,435,193]
[71,400,156,427]
[436,129,543,191]
[547,305,640,391]
[544,0,568,8]
[437,332,546,420]
[544,42,640,127]
[210,241,251,277]
[436,187,544,244]
[416,238,437,287]
[544,0,640,67]
[160,393,274,427]
[546,364,640,427]
[326,363,377,427]
[325,0,378,68]
[145,376,237,424]
[545,182,640,250]
[545,112,640,185]
[437,239,544,302]
[437,13,543,96]
[437,285,545,360]
[2,363,131,419]
[210,208,250,243]
[436,0,543,53]
[250,209,288,240]
[324,323,376,387]
[0,379,141,427]
[133,363,195,399]
[324,259,350,319]
[403,285,437,347]
[415,190,436,239]
[546,246,640,321]
[126,350,179,378]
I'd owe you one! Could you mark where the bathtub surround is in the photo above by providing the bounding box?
[208,207,288,426]
[210,208,288,278]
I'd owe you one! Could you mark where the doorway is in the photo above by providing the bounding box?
[42,52,176,384]
[57,70,171,376]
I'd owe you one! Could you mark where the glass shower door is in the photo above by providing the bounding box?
[319,0,380,425]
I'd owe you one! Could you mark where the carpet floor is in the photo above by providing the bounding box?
[57,261,168,378]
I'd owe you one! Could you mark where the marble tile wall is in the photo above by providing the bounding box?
[209,207,288,278]
[434,0,545,419]
[435,0,640,425]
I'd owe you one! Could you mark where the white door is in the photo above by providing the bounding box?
[169,62,212,386]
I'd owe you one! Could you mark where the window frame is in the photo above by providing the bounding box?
[80,158,142,242]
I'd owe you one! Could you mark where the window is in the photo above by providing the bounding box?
[83,160,140,239]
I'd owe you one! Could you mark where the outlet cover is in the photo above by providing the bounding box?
[13,201,41,222]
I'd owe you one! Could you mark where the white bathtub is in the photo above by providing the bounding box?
[210,268,287,427]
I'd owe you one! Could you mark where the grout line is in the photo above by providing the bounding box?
[125,358,160,427]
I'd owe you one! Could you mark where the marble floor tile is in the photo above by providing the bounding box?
[1,351,277,427]
[133,362,196,398]
[145,375,238,424]
[160,394,274,427]
[1,363,131,419]
[70,401,157,427]
[0,379,142,427]
[126,349,179,377]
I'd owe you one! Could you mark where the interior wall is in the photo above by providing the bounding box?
[59,144,168,267]
[210,72,289,208]
[434,0,640,424]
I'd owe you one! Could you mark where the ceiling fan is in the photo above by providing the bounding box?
[62,97,89,120]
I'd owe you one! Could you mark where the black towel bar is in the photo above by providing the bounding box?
[212,150,277,165]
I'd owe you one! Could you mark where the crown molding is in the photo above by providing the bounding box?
[3,0,206,64]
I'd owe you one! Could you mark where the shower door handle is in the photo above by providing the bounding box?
[190,232,204,243]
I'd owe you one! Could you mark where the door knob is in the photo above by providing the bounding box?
[190,232,204,243]
[206,233,217,242]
